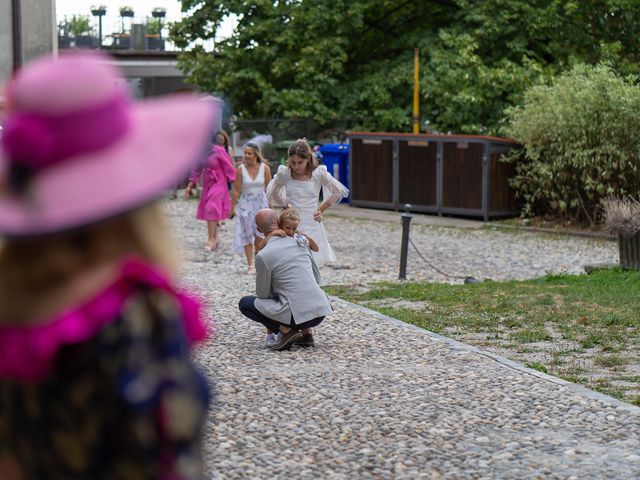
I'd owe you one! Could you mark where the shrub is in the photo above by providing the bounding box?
[602,196,640,235]
[503,64,640,225]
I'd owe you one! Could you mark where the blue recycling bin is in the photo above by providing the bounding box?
[319,143,350,203]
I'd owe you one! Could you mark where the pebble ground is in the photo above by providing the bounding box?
[165,197,639,479]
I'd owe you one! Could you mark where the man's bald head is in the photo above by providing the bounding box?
[255,208,279,235]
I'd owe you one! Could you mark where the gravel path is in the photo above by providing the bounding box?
[164,198,639,479]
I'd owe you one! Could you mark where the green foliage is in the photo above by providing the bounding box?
[171,1,640,134]
[525,362,549,373]
[503,63,640,224]
[425,32,553,133]
[147,18,162,35]
[60,15,94,37]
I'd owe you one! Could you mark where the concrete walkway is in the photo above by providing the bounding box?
[165,199,638,479]
[327,204,484,229]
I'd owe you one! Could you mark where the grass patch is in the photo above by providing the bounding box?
[594,355,629,368]
[579,332,603,349]
[511,328,552,343]
[525,362,549,373]
[561,373,588,384]
[591,381,626,400]
[326,268,640,405]
[601,341,625,353]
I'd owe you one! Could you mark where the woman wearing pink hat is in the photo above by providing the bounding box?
[0,53,214,479]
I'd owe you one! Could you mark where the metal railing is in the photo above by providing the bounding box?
[57,14,173,52]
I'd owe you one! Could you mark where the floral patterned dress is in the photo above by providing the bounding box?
[233,162,269,253]
[0,258,212,480]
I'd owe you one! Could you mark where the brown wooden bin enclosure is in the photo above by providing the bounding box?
[348,132,520,221]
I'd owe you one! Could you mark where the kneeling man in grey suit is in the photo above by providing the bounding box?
[238,208,333,350]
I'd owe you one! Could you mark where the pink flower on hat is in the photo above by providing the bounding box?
[2,113,56,170]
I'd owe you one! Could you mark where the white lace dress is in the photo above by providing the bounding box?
[266,165,349,268]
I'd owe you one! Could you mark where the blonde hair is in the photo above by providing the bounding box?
[244,142,266,163]
[279,206,300,225]
[286,138,319,174]
[0,202,179,322]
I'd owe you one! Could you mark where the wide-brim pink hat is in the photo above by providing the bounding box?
[0,52,216,237]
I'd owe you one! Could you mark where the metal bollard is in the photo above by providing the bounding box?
[399,203,413,280]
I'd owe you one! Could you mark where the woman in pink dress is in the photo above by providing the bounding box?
[185,141,236,250]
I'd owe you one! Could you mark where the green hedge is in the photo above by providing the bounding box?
[503,64,640,224]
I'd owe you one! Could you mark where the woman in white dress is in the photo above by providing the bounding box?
[232,143,272,274]
[266,138,349,268]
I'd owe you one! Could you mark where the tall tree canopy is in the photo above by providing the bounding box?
[171,0,640,134]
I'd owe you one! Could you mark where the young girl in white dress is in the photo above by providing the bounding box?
[266,138,349,268]
[232,143,272,274]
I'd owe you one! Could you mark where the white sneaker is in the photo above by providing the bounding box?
[264,332,281,348]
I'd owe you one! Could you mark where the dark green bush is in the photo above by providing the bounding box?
[503,64,640,224]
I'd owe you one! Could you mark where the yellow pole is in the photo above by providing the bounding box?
[412,47,420,134]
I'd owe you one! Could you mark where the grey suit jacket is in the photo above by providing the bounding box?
[254,236,332,325]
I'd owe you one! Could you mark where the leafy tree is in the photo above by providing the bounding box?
[171,1,640,134]
[426,0,640,133]
[503,63,640,224]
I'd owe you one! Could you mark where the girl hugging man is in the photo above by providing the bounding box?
[256,206,319,253]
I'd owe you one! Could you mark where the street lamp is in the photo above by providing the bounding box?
[90,5,106,48]
[151,7,166,46]
[151,7,166,18]
[119,6,134,16]
[119,6,134,36]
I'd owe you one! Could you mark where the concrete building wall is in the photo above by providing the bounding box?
[108,58,194,98]
[0,0,56,85]
[22,0,57,62]
[0,0,14,85]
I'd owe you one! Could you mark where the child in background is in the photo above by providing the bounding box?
[256,206,319,253]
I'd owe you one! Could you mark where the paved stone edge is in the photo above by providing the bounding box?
[326,205,616,241]
[484,222,616,241]
[330,296,640,415]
